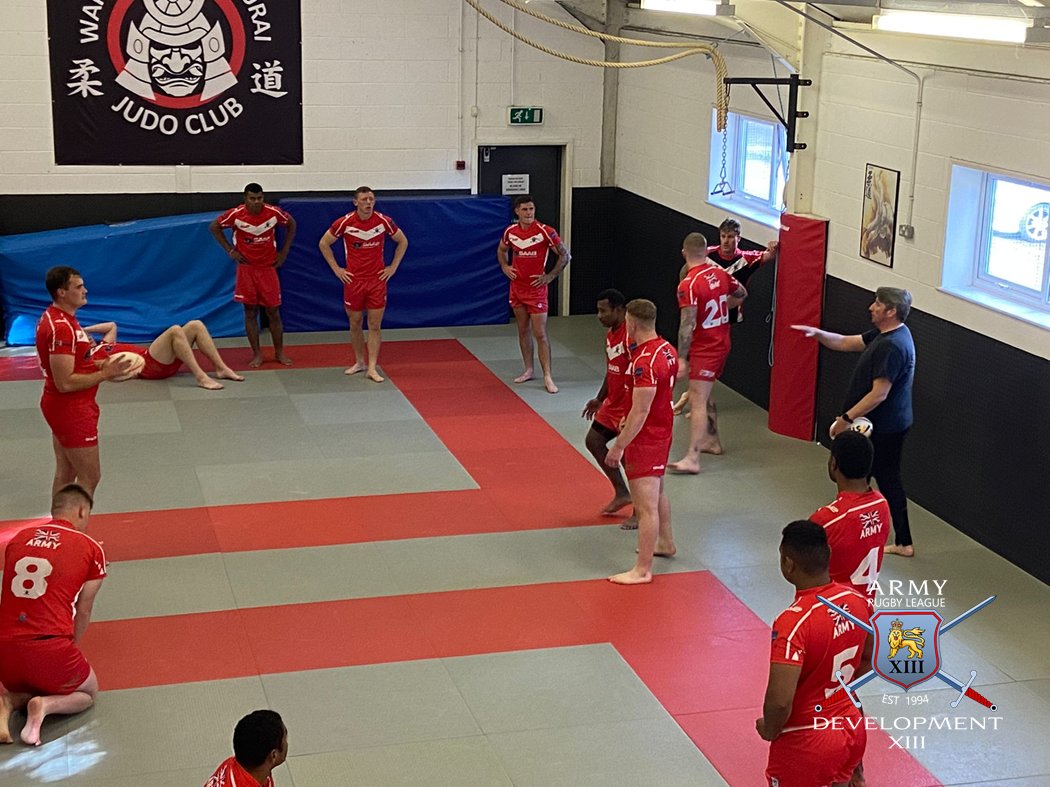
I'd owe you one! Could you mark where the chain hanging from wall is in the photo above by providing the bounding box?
[462,0,731,131]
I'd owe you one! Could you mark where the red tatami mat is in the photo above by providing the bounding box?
[81,571,938,786]
[0,340,612,561]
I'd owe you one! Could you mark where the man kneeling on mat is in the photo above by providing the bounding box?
[87,320,244,390]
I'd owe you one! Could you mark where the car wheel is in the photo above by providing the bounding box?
[1021,203,1050,243]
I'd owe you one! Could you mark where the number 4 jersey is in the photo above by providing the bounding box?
[0,519,106,640]
[810,489,890,609]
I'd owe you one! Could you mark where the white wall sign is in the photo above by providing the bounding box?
[501,174,530,195]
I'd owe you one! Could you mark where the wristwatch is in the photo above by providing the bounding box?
[841,413,854,424]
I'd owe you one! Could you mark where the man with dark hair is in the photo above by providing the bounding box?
[758,520,873,787]
[810,431,890,610]
[205,709,288,786]
[669,233,747,473]
[708,218,777,318]
[792,287,916,557]
[0,484,106,746]
[210,183,297,368]
[605,299,678,584]
[35,267,135,497]
[320,186,409,383]
[497,195,571,394]
[582,289,635,526]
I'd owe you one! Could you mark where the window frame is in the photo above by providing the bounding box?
[707,108,787,227]
[942,161,1050,326]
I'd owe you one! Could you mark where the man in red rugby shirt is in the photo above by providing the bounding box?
[758,520,873,787]
[605,299,678,585]
[0,484,106,746]
[497,195,571,394]
[205,710,288,787]
[319,186,409,383]
[35,266,135,497]
[85,319,245,391]
[810,431,890,610]
[669,233,747,473]
[581,289,634,525]
[210,183,297,368]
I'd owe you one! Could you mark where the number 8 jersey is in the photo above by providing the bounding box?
[0,519,106,640]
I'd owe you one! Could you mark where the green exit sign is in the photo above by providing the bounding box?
[508,107,543,125]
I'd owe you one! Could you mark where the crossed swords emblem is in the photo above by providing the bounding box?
[814,595,998,712]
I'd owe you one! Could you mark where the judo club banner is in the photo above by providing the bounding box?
[47,0,302,165]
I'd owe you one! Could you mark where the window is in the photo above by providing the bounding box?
[708,109,787,226]
[942,164,1050,324]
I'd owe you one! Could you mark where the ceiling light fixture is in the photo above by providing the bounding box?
[873,10,1031,44]
[638,0,721,17]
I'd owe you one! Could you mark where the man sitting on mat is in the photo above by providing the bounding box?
[86,320,244,390]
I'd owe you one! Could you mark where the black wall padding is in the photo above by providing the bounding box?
[570,187,774,409]
[819,277,1050,585]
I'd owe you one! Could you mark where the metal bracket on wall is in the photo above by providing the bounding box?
[722,73,811,152]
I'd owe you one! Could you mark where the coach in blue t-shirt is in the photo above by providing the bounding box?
[792,287,917,556]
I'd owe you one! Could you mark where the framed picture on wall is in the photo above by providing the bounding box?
[859,164,900,267]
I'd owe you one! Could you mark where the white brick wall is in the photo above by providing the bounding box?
[614,23,1050,360]
[0,0,603,195]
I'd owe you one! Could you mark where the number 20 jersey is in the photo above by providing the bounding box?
[677,263,739,359]
[0,519,106,640]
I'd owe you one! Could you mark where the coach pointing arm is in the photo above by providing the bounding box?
[791,323,891,437]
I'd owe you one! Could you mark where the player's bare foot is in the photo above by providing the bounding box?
[216,368,245,382]
[344,362,366,376]
[601,495,632,516]
[276,354,294,366]
[668,458,701,474]
[884,545,915,557]
[544,376,559,394]
[619,515,639,531]
[196,376,225,391]
[608,569,652,585]
[514,370,534,384]
[248,354,264,368]
[0,694,13,743]
[699,442,724,456]
[20,697,44,746]
[366,369,385,383]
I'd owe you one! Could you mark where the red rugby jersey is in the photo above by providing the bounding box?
[36,305,96,399]
[501,221,561,286]
[810,489,890,608]
[770,582,870,732]
[677,263,740,358]
[204,756,275,787]
[628,337,678,444]
[602,321,632,425]
[0,519,106,640]
[328,211,400,277]
[216,204,292,267]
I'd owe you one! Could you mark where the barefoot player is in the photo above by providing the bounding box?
[0,485,106,746]
[668,233,746,474]
[581,289,635,527]
[605,299,678,585]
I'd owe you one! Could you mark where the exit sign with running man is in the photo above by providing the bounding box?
[508,107,543,125]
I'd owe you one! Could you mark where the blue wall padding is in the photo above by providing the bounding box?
[0,213,243,345]
[1,196,511,345]
[278,195,511,332]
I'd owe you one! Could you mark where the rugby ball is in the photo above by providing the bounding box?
[107,351,146,382]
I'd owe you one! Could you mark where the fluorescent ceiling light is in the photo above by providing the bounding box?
[873,10,1030,44]
[639,0,719,16]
